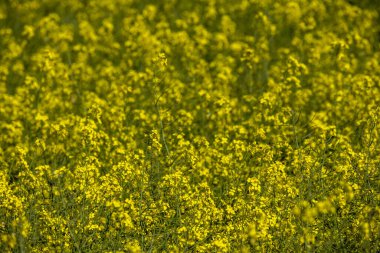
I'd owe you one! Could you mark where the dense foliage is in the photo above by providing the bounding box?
[0,0,379,252]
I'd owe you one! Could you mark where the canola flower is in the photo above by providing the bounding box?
[0,0,379,252]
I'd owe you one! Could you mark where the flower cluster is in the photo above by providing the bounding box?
[0,0,379,252]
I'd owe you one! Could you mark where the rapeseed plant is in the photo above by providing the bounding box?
[0,0,379,252]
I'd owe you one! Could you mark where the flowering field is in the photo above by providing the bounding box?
[0,0,379,252]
